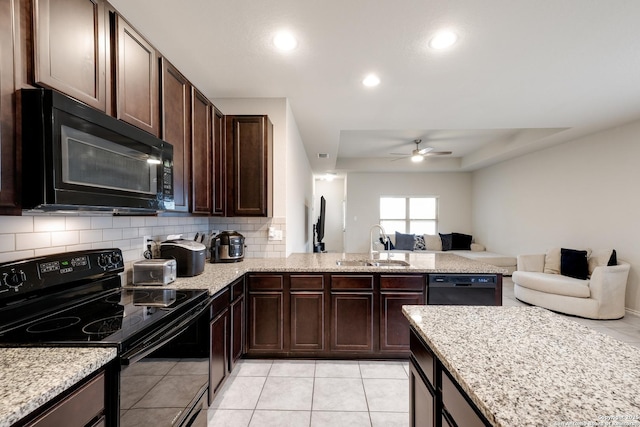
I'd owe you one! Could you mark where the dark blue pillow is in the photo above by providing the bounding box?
[395,232,415,251]
[451,232,473,250]
[560,248,589,280]
[439,233,453,251]
[608,249,617,266]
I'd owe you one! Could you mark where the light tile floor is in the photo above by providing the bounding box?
[207,277,640,426]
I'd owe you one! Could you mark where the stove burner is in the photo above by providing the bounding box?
[27,316,81,333]
[82,316,124,335]
[173,292,187,303]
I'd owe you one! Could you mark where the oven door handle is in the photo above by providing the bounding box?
[120,302,209,365]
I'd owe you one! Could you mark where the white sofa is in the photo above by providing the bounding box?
[382,233,517,275]
[513,250,630,319]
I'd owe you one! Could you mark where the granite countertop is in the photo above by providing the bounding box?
[403,305,640,427]
[160,252,507,296]
[0,347,117,427]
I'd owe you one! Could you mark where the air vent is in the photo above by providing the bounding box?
[317,153,329,159]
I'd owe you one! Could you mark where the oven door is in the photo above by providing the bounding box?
[118,301,210,427]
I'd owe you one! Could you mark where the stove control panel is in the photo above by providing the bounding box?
[0,249,124,301]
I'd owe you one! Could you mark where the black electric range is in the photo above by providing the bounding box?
[0,249,209,355]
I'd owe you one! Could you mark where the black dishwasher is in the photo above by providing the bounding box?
[428,274,500,306]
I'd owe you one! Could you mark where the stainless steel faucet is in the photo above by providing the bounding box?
[369,224,388,259]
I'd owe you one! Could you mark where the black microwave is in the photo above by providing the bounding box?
[20,89,174,213]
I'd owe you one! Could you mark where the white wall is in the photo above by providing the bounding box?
[314,178,345,253]
[473,118,640,313]
[344,172,473,253]
[285,100,314,254]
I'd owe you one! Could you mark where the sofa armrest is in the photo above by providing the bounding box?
[517,254,545,272]
[589,262,630,315]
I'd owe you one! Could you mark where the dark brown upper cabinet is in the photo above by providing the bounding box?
[225,115,273,217]
[112,13,159,136]
[160,58,191,212]
[212,107,225,216]
[0,0,20,214]
[191,87,213,214]
[32,0,108,112]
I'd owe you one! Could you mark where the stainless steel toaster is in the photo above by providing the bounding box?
[133,259,177,285]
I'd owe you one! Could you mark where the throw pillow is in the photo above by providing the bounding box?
[560,248,589,280]
[608,249,618,266]
[424,234,442,251]
[588,249,616,275]
[544,247,561,274]
[379,236,395,250]
[414,235,426,250]
[395,232,415,251]
[451,232,473,250]
[439,233,453,251]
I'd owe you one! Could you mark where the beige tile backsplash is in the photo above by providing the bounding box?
[0,214,287,269]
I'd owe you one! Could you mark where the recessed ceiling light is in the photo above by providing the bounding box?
[429,30,457,50]
[362,74,380,87]
[273,31,298,51]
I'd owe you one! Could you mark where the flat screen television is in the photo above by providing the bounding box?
[314,196,326,252]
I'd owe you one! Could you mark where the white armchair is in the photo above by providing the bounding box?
[513,252,630,320]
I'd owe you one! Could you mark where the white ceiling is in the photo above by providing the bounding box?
[109,0,640,174]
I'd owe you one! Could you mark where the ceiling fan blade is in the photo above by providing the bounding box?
[423,151,453,156]
[417,147,433,155]
[389,152,408,156]
[390,155,410,162]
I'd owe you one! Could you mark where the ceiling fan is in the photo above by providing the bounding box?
[390,139,452,162]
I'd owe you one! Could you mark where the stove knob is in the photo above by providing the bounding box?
[111,252,122,266]
[2,269,26,291]
[97,254,109,269]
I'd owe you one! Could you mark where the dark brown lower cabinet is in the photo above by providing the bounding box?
[409,362,435,427]
[410,328,490,427]
[290,292,324,351]
[209,293,229,402]
[230,279,245,370]
[330,275,374,353]
[25,370,106,427]
[380,292,424,352]
[247,275,285,354]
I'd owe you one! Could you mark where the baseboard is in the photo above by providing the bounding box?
[626,307,640,317]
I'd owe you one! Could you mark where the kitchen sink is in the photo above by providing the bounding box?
[335,259,410,267]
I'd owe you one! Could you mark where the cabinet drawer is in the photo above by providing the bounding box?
[330,275,374,290]
[410,329,435,388]
[231,279,244,301]
[211,288,230,318]
[381,275,425,291]
[442,371,487,427]
[290,275,324,291]
[27,372,105,427]
[248,275,284,291]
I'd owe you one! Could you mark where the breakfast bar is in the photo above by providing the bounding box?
[403,305,640,427]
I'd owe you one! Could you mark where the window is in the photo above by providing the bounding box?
[380,197,437,235]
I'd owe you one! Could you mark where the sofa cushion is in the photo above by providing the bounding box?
[588,249,617,275]
[512,271,591,298]
[543,247,561,274]
[439,233,453,251]
[560,248,589,280]
[451,232,473,250]
[424,234,442,251]
[395,232,415,251]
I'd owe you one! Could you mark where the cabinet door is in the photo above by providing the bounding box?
[191,88,212,214]
[212,107,225,215]
[160,58,190,212]
[248,292,284,352]
[209,309,228,403]
[290,292,324,351]
[230,295,244,369]
[0,0,19,213]
[33,0,107,111]
[331,292,373,352]
[380,292,424,352]
[226,115,272,216]
[409,362,435,427]
[114,14,159,136]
